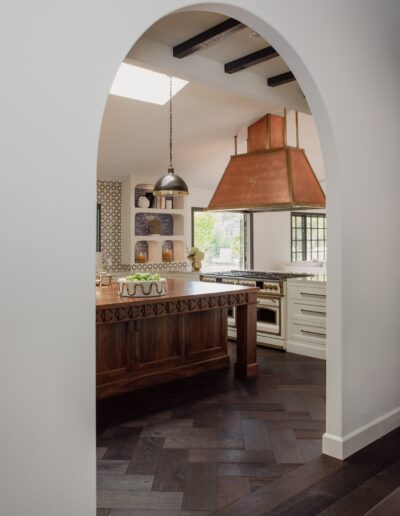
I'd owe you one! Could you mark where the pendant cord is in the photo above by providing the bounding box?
[169,76,173,170]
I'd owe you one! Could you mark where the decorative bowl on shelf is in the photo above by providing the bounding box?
[118,274,167,297]
[137,196,150,208]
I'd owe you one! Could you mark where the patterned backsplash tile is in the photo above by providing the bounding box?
[97,180,122,270]
[135,213,173,236]
[97,180,187,271]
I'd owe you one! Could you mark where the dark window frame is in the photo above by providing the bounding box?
[291,212,326,262]
[96,203,101,252]
[191,207,253,269]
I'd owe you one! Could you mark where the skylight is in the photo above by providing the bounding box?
[110,63,188,105]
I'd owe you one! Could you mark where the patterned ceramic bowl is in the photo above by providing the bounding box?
[118,278,167,297]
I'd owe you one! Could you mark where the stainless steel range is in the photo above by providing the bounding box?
[200,270,312,349]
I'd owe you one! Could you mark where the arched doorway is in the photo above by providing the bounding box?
[95,4,340,512]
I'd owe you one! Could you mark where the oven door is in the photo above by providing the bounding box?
[257,296,281,336]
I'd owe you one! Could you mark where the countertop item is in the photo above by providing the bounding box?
[117,277,167,297]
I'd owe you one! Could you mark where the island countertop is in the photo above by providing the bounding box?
[96,279,259,399]
[96,278,259,309]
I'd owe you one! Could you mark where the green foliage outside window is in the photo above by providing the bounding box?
[192,210,246,271]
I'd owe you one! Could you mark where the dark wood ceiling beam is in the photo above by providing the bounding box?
[224,46,279,74]
[173,18,245,58]
[267,71,296,87]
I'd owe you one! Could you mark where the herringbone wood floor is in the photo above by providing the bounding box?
[97,344,400,515]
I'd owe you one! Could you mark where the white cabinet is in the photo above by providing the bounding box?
[287,279,327,359]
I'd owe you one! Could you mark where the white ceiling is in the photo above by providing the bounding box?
[145,12,291,78]
[97,11,310,189]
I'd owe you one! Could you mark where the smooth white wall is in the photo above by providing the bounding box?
[1,1,400,514]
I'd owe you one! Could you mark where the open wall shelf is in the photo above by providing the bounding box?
[134,184,184,210]
[122,176,187,266]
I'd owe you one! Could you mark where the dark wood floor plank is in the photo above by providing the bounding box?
[268,424,305,464]
[189,448,275,464]
[97,490,183,511]
[217,476,251,510]
[302,395,326,421]
[242,410,310,421]
[242,418,272,450]
[218,463,298,479]
[97,460,129,475]
[97,473,153,492]
[125,437,164,475]
[182,462,218,511]
[152,448,188,492]
[318,460,400,515]
[97,447,107,459]
[193,407,243,440]
[365,486,400,516]
[265,462,370,515]
[212,455,342,515]
[281,391,308,413]
[102,447,136,460]
[298,439,322,461]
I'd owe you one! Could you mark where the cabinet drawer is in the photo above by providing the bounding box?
[288,320,326,346]
[288,283,326,304]
[289,300,326,328]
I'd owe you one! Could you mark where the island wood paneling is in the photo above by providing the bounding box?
[96,280,258,398]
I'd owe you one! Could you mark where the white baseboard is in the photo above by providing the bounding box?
[286,340,326,360]
[323,406,400,459]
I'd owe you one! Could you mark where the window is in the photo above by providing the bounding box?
[291,212,326,262]
[110,64,188,105]
[192,209,251,271]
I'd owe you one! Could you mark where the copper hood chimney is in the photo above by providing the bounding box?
[208,112,325,212]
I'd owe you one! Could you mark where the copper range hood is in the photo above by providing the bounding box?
[208,113,325,212]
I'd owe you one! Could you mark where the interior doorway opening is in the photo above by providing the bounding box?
[96,5,332,513]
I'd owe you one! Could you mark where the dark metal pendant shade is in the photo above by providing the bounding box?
[153,76,189,197]
[154,166,189,197]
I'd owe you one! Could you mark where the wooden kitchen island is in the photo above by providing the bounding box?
[96,279,258,399]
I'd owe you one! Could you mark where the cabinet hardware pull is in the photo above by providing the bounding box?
[301,329,326,337]
[301,309,326,315]
[128,321,134,333]
[300,292,326,297]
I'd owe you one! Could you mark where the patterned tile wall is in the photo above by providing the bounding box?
[97,180,186,271]
[97,180,122,269]
[135,213,173,236]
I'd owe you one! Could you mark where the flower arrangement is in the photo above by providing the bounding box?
[187,246,204,271]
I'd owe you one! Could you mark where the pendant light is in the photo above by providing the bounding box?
[153,76,189,197]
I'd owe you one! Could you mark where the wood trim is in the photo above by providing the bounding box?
[96,292,253,325]
[224,46,279,74]
[173,18,245,58]
[97,355,230,399]
[267,71,296,87]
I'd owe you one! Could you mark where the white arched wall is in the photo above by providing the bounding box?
[1,1,399,515]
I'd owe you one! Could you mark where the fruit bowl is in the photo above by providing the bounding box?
[118,273,167,297]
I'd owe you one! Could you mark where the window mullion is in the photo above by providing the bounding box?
[302,215,307,261]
